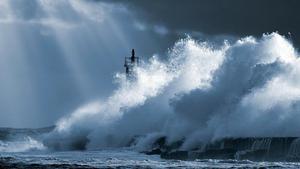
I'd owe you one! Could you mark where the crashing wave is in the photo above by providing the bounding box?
[45,32,300,151]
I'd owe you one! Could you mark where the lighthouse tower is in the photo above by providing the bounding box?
[124,49,140,79]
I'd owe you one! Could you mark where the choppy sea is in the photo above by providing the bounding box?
[1,149,300,169]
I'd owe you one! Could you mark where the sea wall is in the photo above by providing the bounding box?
[142,137,300,161]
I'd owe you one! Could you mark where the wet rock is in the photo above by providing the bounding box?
[161,150,188,160]
[144,148,162,155]
[236,149,268,161]
[145,137,300,161]
[190,148,236,160]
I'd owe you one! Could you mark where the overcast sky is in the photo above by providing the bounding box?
[0,0,299,128]
[113,0,300,45]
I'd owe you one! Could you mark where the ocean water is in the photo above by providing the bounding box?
[1,149,300,169]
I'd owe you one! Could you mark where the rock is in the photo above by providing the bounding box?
[145,148,162,155]
[236,149,268,161]
[145,137,300,161]
[190,148,236,160]
[161,150,188,160]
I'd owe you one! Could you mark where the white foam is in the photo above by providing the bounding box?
[0,137,46,152]
[53,32,300,150]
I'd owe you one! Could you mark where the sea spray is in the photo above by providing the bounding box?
[0,137,46,152]
[47,33,300,151]
[47,56,176,149]
[47,36,225,150]
[56,56,173,133]
[171,33,300,149]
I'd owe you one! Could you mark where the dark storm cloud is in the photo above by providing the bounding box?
[102,0,300,46]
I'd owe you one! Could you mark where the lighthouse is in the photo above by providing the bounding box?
[124,49,140,79]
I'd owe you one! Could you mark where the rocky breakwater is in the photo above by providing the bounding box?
[139,137,300,162]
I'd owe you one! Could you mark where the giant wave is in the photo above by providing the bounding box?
[45,33,300,153]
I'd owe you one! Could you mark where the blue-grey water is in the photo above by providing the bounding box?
[0,131,300,169]
[1,149,300,169]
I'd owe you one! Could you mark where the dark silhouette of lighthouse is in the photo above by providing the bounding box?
[124,49,140,79]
